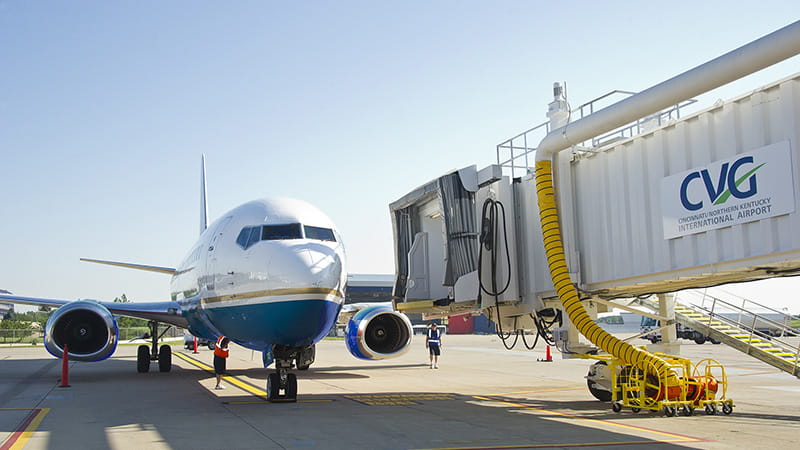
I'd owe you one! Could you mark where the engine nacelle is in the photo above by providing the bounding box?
[45,300,119,362]
[345,305,413,360]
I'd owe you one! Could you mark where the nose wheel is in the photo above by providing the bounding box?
[266,360,297,402]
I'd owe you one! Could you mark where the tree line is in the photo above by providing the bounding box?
[1,294,148,330]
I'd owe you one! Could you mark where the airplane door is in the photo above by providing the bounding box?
[205,216,233,291]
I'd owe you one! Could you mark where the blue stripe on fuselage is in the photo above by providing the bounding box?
[202,299,341,350]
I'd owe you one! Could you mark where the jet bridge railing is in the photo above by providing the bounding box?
[637,294,800,377]
[685,290,800,339]
[495,91,698,179]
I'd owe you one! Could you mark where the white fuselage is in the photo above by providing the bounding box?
[170,197,347,350]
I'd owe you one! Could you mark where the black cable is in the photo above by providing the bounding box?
[477,198,517,348]
[519,328,540,350]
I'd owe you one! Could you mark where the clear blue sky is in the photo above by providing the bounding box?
[1,2,798,312]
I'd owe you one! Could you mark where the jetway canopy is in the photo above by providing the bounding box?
[391,73,800,309]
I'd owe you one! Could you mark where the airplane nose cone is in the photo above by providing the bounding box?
[269,243,343,292]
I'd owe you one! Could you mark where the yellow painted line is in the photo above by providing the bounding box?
[0,408,50,450]
[174,352,267,399]
[468,396,703,444]
[345,393,456,406]
[414,440,701,450]
[492,386,585,396]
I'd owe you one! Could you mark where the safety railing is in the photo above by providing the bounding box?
[496,90,697,178]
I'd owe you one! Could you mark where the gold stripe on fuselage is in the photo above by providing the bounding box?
[202,287,342,306]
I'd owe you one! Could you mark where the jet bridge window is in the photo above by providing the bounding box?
[304,225,336,242]
[262,223,303,240]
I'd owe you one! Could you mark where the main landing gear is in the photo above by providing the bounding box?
[136,320,173,373]
[265,344,315,402]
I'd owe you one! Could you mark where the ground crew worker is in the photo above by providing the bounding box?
[213,335,230,389]
[425,323,442,369]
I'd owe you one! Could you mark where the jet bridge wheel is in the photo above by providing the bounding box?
[137,345,150,373]
[158,345,172,372]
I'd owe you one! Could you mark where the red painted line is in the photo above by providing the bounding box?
[0,408,49,450]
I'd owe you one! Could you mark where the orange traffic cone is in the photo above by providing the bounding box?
[538,345,553,362]
[59,345,71,387]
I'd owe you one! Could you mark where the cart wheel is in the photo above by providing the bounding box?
[705,404,716,415]
[722,403,733,415]
[631,407,641,413]
[611,402,622,413]
[664,405,676,417]
[685,406,694,416]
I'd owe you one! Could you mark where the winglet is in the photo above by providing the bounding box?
[200,154,209,236]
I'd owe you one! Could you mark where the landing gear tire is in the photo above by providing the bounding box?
[137,345,150,373]
[158,345,172,372]
[266,373,280,401]
[286,373,298,400]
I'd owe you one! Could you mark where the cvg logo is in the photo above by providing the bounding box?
[679,156,765,211]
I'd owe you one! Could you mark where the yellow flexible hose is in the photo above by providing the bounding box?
[535,160,679,386]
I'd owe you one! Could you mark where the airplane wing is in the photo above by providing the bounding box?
[336,302,394,324]
[80,258,179,275]
[0,293,188,328]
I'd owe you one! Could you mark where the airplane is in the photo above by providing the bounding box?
[0,157,413,402]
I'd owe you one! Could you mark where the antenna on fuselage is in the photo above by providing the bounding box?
[200,154,208,236]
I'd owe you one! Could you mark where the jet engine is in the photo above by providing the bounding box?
[345,305,413,360]
[44,300,119,362]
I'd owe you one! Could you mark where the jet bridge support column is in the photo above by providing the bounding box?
[648,293,679,356]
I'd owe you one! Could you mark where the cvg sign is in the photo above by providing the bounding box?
[661,141,795,239]
[679,156,763,211]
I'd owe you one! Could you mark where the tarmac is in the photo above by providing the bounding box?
[1,333,799,449]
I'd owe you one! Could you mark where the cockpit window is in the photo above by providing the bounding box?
[248,227,261,247]
[237,223,336,249]
[262,223,302,240]
[236,228,250,248]
[304,225,336,242]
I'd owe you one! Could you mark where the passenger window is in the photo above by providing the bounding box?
[236,227,251,249]
[304,225,336,242]
[262,223,302,240]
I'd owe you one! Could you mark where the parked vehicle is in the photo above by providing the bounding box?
[183,331,215,350]
[640,317,720,344]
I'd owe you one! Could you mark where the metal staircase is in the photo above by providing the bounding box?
[637,291,800,377]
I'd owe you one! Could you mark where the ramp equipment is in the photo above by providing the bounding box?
[585,354,732,416]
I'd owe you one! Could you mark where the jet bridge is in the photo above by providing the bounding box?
[393,71,800,338]
[390,21,800,415]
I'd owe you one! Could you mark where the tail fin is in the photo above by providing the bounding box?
[200,155,208,236]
